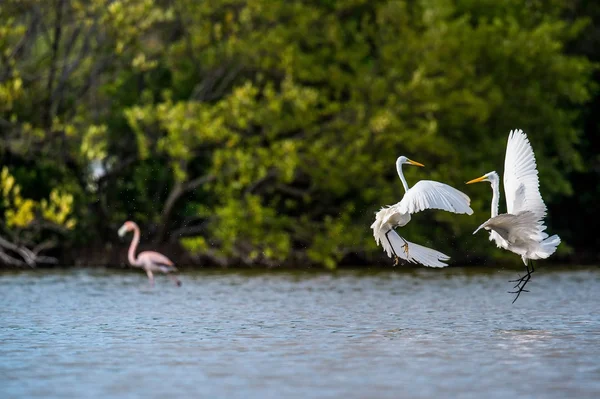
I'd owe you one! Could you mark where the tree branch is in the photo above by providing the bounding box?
[244,168,278,194]
[0,234,58,268]
[155,173,221,243]
[184,173,219,192]
[0,250,26,267]
[51,22,96,112]
[169,221,210,242]
[275,183,309,198]
[44,0,65,128]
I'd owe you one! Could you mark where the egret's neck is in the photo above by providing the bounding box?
[128,226,141,266]
[396,163,410,192]
[490,178,500,218]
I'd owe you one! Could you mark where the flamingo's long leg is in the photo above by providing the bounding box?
[146,270,155,287]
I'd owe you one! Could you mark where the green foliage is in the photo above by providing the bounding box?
[0,0,595,266]
[1,167,76,230]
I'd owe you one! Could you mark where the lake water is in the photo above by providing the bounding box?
[1,266,599,398]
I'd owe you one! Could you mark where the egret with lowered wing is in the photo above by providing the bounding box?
[371,156,474,267]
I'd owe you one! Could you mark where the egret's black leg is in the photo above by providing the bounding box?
[385,230,409,266]
[509,260,532,287]
[384,230,400,266]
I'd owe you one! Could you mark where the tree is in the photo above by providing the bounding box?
[0,0,594,268]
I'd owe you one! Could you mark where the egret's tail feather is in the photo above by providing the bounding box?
[375,228,450,268]
[533,234,561,259]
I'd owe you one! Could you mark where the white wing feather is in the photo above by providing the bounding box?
[473,211,561,262]
[371,179,473,268]
[503,129,547,219]
[396,180,474,216]
[473,211,547,243]
[376,228,451,268]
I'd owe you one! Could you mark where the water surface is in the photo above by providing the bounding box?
[1,266,599,398]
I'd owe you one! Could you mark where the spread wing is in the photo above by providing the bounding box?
[397,180,474,216]
[503,129,547,219]
[396,238,451,268]
[376,228,451,268]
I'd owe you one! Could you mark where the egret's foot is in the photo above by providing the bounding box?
[509,273,530,289]
[511,289,528,304]
[508,273,532,304]
[402,243,409,257]
[393,256,400,266]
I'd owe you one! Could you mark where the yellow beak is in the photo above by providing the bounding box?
[466,175,487,184]
[407,159,425,167]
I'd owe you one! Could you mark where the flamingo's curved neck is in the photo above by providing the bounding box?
[396,162,410,193]
[128,225,141,266]
[490,178,500,218]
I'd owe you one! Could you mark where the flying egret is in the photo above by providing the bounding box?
[118,221,182,287]
[466,129,560,303]
[371,156,474,267]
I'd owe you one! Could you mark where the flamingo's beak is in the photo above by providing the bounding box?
[407,159,424,167]
[118,225,128,237]
[466,175,487,184]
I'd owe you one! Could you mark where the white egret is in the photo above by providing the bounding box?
[371,156,474,267]
[466,129,560,303]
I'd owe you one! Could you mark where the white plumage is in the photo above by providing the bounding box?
[467,129,560,265]
[396,180,474,216]
[371,156,474,267]
[503,129,548,220]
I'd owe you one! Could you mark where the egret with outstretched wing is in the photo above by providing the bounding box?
[371,156,474,267]
[467,129,560,303]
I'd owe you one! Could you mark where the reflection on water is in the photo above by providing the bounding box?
[1,266,599,399]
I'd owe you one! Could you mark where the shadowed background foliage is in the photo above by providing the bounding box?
[0,0,598,268]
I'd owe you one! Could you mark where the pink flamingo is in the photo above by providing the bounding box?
[118,221,182,287]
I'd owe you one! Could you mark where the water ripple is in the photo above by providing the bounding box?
[1,266,599,399]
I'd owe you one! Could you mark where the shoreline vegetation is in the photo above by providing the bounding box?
[1,242,598,270]
[1,1,599,270]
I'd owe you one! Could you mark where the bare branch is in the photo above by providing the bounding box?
[154,181,184,243]
[183,173,219,192]
[32,239,58,255]
[0,250,26,267]
[169,222,210,242]
[154,172,222,243]
[0,234,57,267]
